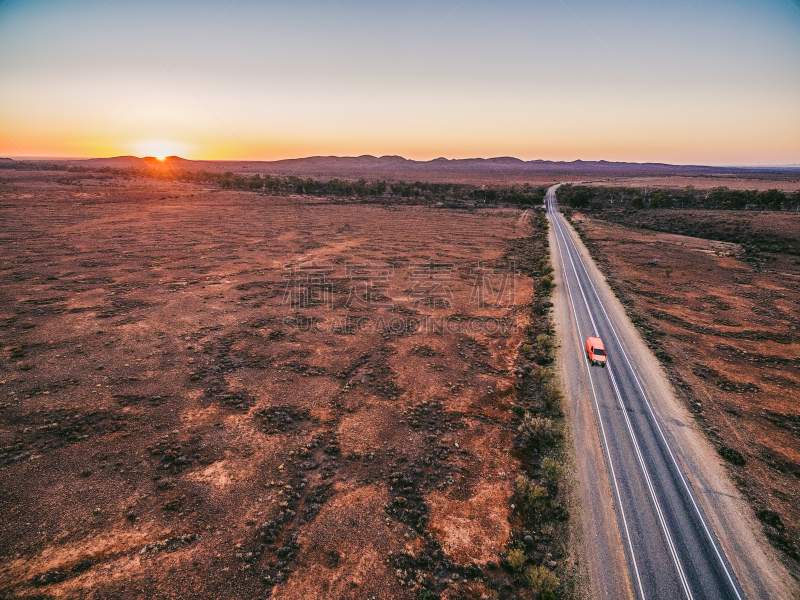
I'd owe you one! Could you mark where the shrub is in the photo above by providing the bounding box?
[756,509,784,531]
[654,348,673,363]
[519,416,559,450]
[507,548,527,571]
[532,367,554,385]
[525,565,559,595]
[536,334,554,353]
[540,274,554,292]
[515,475,549,519]
[542,382,562,410]
[718,445,746,466]
[541,457,562,484]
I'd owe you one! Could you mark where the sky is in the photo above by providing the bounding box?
[1,0,799,165]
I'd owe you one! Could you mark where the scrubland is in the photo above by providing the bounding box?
[0,170,570,599]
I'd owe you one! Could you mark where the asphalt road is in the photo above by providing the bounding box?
[546,185,746,600]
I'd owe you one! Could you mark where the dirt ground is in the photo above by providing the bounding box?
[570,210,800,578]
[0,171,559,599]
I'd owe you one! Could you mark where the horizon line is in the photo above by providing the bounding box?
[3,154,800,170]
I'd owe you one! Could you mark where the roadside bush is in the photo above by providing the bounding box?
[536,334,554,354]
[519,416,559,450]
[541,457,562,486]
[525,565,559,597]
[540,274,555,293]
[654,348,673,363]
[515,475,549,519]
[542,382,562,410]
[756,509,785,531]
[532,367,554,385]
[507,548,527,571]
[718,445,746,466]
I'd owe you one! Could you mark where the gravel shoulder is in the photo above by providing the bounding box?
[557,214,798,599]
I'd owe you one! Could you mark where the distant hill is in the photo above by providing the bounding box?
[233,155,800,176]
[44,154,800,179]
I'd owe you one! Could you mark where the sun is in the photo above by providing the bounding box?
[132,140,185,160]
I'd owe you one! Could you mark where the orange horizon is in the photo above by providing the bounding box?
[3,151,800,168]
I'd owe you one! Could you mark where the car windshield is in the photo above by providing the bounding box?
[594,349,606,356]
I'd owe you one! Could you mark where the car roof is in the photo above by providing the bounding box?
[587,336,604,347]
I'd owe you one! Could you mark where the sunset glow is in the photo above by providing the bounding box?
[132,140,187,161]
[1,1,798,165]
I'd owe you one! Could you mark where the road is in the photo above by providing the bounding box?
[546,185,745,600]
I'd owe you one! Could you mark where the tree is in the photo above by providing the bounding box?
[650,189,673,208]
[706,187,755,210]
[789,191,800,211]
[757,189,786,211]
[677,185,696,208]
[370,180,387,196]
[247,174,263,190]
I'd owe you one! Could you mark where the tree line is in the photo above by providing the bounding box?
[0,159,548,205]
[190,172,547,204]
[557,184,800,212]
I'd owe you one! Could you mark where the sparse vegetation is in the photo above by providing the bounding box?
[495,208,572,598]
[0,170,574,599]
[718,445,746,466]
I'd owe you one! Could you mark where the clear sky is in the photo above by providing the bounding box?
[1,0,798,165]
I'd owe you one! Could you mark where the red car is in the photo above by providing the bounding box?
[586,336,607,367]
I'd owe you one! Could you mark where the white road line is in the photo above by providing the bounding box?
[605,362,694,598]
[547,192,647,600]
[560,202,745,600]
[550,198,693,600]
